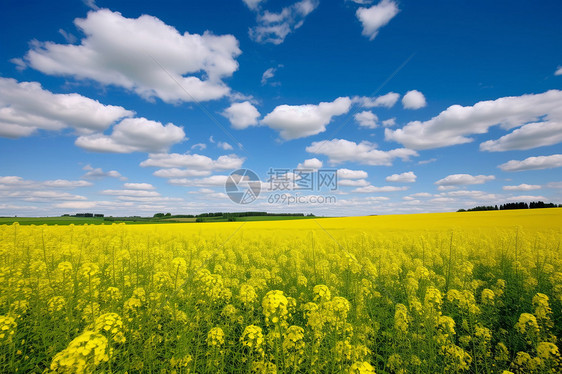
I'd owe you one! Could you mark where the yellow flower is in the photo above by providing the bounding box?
[207,327,225,347]
[240,325,264,351]
[480,288,495,305]
[348,361,376,374]
[394,303,410,333]
[50,331,110,373]
[0,315,17,344]
[424,286,442,309]
[262,290,288,325]
[515,313,539,336]
[313,284,332,302]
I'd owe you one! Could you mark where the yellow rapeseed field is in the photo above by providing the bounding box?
[0,209,561,373]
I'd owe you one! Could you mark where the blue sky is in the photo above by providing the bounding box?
[1,0,561,217]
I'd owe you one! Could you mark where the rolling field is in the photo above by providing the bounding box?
[0,209,561,373]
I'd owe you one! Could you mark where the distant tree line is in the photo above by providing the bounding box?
[153,212,312,218]
[62,213,104,218]
[458,201,560,212]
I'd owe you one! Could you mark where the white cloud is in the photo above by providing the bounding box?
[261,97,351,139]
[82,165,125,180]
[402,90,427,110]
[435,174,495,186]
[141,153,244,170]
[386,171,416,183]
[354,111,378,128]
[382,118,396,127]
[356,0,399,40]
[498,154,562,172]
[261,67,281,85]
[418,158,437,165]
[555,66,562,76]
[444,190,499,200]
[339,179,370,187]
[54,201,98,210]
[0,78,132,138]
[306,138,418,166]
[58,29,77,44]
[337,168,368,179]
[123,183,155,190]
[42,180,92,188]
[243,0,265,10]
[153,168,212,178]
[101,189,161,197]
[217,141,233,150]
[191,143,207,150]
[250,0,319,45]
[354,185,408,193]
[437,185,457,191]
[353,92,400,108]
[480,121,562,151]
[386,90,562,150]
[83,0,99,10]
[297,158,323,170]
[22,9,241,103]
[75,117,185,153]
[502,184,541,191]
[2,190,88,202]
[222,101,260,129]
[169,175,229,187]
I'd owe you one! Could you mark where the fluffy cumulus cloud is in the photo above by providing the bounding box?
[382,118,396,127]
[353,92,400,108]
[297,158,323,170]
[222,101,261,129]
[261,97,351,139]
[402,90,427,109]
[75,118,185,153]
[337,168,368,179]
[556,66,562,76]
[386,171,416,183]
[123,183,155,190]
[217,141,233,150]
[82,165,125,180]
[435,174,495,186]
[141,153,244,171]
[354,111,378,128]
[386,90,562,150]
[356,0,399,40]
[21,9,241,103]
[306,138,418,166]
[480,121,562,151]
[502,184,541,191]
[0,78,132,138]
[498,154,562,172]
[249,0,319,45]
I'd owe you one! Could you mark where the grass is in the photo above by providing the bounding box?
[0,217,107,225]
[0,215,319,225]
